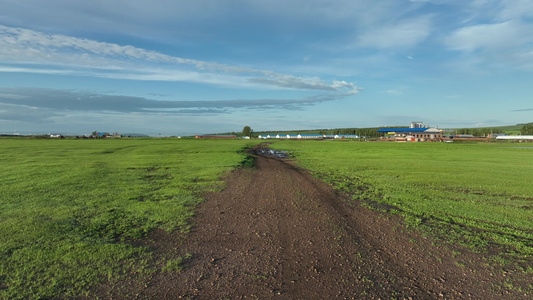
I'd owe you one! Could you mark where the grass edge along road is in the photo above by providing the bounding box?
[0,138,256,299]
[271,141,533,287]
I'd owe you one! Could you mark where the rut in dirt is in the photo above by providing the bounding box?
[135,149,524,299]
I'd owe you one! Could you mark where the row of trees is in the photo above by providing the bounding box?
[315,128,381,137]
[453,127,504,136]
[241,126,382,138]
[453,123,533,136]
[521,123,533,135]
[241,123,533,138]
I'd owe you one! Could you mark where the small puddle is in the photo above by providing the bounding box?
[255,148,289,158]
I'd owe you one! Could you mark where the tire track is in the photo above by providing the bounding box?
[127,150,528,299]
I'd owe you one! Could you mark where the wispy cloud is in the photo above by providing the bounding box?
[386,89,403,96]
[445,21,533,52]
[498,0,533,20]
[357,16,431,49]
[0,25,360,94]
[0,87,356,118]
[443,1,533,70]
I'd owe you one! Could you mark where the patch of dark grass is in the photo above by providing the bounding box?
[161,253,193,272]
[239,154,256,168]
[239,147,257,168]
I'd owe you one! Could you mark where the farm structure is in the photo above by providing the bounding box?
[90,132,122,138]
[195,135,236,139]
[257,134,360,140]
[443,135,488,142]
[377,127,443,142]
[323,134,360,139]
[495,135,533,141]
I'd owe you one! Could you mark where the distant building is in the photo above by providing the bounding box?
[258,134,324,139]
[378,123,442,142]
[93,131,110,138]
[409,121,426,129]
[495,135,533,141]
[257,133,361,140]
[322,134,359,139]
[295,134,323,139]
[195,135,236,139]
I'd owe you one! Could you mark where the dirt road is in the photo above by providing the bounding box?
[124,149,526,299]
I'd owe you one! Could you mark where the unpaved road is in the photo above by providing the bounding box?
[105,149,529,299]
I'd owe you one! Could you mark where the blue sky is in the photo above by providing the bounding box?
[1,0,532,136]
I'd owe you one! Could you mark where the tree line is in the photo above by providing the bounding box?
[521,123,533,135]
[239,123,533,139]
[242,126,383,138]
[453,127,505,136]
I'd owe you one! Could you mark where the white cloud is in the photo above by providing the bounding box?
[1,0,437,54]
[440,1,533,72]
[499,0,533,20]
[445,21,533,52]
[0,25,359,94]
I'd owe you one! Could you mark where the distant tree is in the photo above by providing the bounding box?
[457,128,470,135]
[521,123,533,135]
[242,126,252,137]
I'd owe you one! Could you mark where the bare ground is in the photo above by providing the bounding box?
[98,149,530,299]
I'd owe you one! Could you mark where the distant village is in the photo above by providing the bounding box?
[0,131,153,139]
[377,122,533,142]
[47,131,141,139]
[249,122,533,142]
[2,121,533,142]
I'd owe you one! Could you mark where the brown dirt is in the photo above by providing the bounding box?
[98,148,530,299]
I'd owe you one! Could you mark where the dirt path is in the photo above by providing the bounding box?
[123,149,526,299]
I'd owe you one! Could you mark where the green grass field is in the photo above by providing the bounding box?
[0,138,254,299]
[271,141,533,267]
[2,138,532,298]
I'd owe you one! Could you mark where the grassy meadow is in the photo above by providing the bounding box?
[1,138,532,298]
[0,138,254,299]
[271,141,533,267]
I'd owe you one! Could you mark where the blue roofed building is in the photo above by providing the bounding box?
[377,122,442,142]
